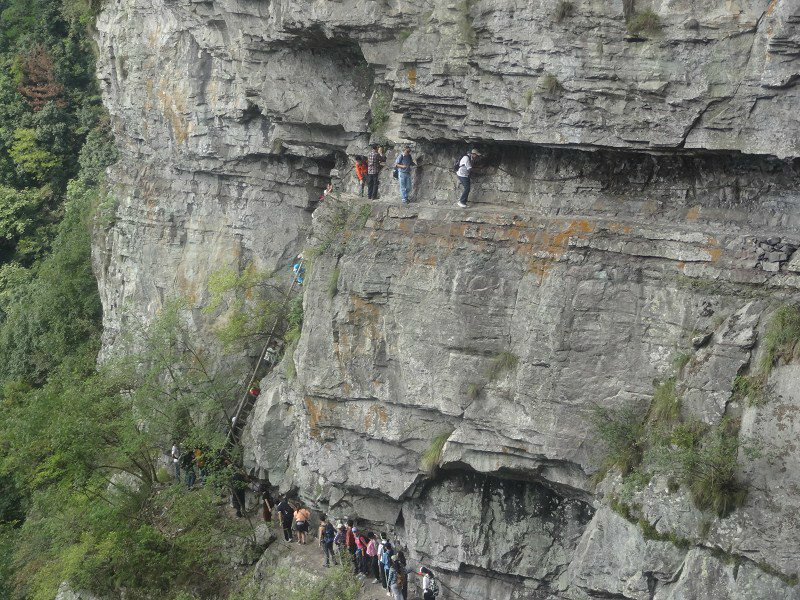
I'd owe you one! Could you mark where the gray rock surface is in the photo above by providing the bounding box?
[93,0,800,597]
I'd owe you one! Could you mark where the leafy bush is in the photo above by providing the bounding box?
[204,265,289,350]
[523,88,533,107]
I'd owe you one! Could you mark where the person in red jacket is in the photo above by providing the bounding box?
[345,520,358,574]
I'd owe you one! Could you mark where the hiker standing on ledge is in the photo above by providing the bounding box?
[395,146,416,204]
[367,144,380,199]
[456,148,480,208]
[353,156,367,196]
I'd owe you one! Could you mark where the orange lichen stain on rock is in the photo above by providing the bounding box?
[767,0,780,15]
[608,222,632,234]
[528,258,551,282]
[395,220,414,234]
[686,205,701,221]
[414,253,437,267]
[407,67,417,87]
[552,219,594,247]
[707,247,722,263]
[349,296,381,322]
[304,396,324,438]
[364,403,389,431]
[705,237,722,262]
[449,223,470,238]
[156,81,191,144]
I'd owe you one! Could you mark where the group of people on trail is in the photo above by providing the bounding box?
[325,145,482,208]
[324,516,439,600]
[169,443,254,518]
[339,146,481,208]
[168,446,442,598]
[267,496,441,599]
[172,443,211,489]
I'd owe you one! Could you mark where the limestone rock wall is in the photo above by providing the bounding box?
[93,0,800,598]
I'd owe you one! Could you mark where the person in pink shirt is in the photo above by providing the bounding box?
[366,532,380,583]
[353,527,367,577]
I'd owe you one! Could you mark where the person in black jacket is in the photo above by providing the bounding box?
[180,448,195,488]
[276,497,294,542]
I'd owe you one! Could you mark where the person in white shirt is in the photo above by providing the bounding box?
[419,566,438,599]
[170,443,180,480]
[456,149,480,208]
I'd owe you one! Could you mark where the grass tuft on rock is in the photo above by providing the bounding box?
[421,432,452,476]
[554,0,574,22]
[673,351,691,371]
[538,73,561,98]
[466,382,480,400]
[732,373,766,406]
[675,419,747,518]
[328,267,340,299]
[627,9,661,35]
[486,351,518,381]
[760,304,800,375]
[591,403,645,477]
[648,377,680,425]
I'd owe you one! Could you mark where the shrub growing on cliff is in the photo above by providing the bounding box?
[627,10,661,35]
[369,88,391,134]
[591,403,645,477]
[205,266,289,351]
[672,419,747,517]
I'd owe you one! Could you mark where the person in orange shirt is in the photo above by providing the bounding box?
[353,156,367,196]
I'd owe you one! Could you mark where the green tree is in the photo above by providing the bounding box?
[8,128,59,182]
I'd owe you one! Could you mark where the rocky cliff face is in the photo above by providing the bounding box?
[93,0,800,598]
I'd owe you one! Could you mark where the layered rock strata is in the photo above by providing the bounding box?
[93,0,800,597]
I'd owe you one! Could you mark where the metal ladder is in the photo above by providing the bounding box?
[226,258,304,447]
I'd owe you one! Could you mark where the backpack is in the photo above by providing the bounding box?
[430,577,440,596]
[323,523,335,543]
[334,530,345,546]
[453,155,465,173]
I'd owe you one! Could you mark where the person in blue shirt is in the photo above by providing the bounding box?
[394,146,416,204]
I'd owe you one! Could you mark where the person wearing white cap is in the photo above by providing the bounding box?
[456,148,480,208]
